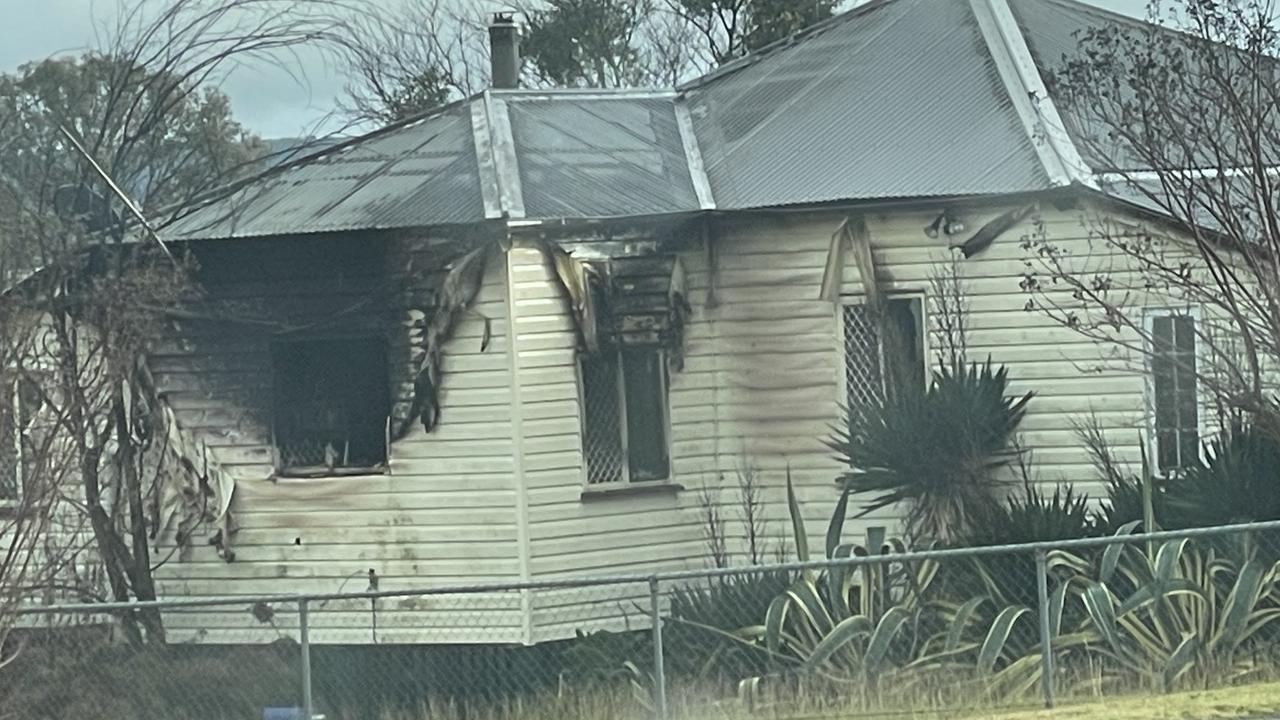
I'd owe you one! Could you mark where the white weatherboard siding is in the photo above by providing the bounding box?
[150,246,524,644]
[94,202,1165,645]
[505,245,694,641]
[515,203,1159,643]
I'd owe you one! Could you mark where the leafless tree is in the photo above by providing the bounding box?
[1021,0,1280,436]
[336,0,488,124]
[0,0,364,645]
[0,308,93,668]
[696,478,728,568]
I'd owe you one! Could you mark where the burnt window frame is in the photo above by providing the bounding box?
[577,345,673,488]
[839,293,928,424]
[269,335,393,478]
[1144,307,1204,474]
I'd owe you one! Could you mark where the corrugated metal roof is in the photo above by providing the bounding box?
[167,0,1190,241]
[164,102,485,240]
[680,0,1052,209]
[1007,0,1159,173]
[1097,174,1261,237]
[505,95,701,218]
[1008,0,1275,176]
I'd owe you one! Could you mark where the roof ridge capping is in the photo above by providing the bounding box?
[491,87,676,99]
[969,0,1097,188]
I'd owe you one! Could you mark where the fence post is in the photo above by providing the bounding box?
[649,576,668,720]
[299,598,314,720]
[1034,549,1054,709]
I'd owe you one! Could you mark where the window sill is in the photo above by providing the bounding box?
[273,465,389,481]
[580,482,683,501]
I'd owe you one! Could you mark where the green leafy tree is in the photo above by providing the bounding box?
[667,0,836,65]
[522,0,652,87]
[0,54,265,219]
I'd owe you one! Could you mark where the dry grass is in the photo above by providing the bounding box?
[969,681,1280,720]
[430,679,1280,720]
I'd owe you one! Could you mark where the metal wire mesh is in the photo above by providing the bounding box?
[842,303,884,427]
[581,352,625,485]
[2,601,305,720]
[5,524,1280,719]
[0,383,19,500]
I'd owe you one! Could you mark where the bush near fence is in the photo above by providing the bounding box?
[5,523,1280,720]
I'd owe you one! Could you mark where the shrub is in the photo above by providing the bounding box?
[664,568,792,682]
[1164,425,1280,528]
[1,627,300,720]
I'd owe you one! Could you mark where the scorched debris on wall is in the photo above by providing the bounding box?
[543,240,690,368]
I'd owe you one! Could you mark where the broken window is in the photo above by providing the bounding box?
[1148,311,1199,472]
[271,338,391,475]
[580,347,670,485]
[843,297,925,425]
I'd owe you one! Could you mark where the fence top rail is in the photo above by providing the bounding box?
[15,518,1280,616]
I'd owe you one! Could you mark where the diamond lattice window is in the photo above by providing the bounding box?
[842,298,925,426]
[580,347,669,485]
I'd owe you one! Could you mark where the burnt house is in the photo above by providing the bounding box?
[12,0,1233,643]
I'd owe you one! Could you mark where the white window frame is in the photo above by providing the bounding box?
[576,346,673,489]
[1142,306,1208,473]
[836,292,929,411]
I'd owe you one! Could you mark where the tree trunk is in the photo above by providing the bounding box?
[114,385,165,642]
[51,309,145,647]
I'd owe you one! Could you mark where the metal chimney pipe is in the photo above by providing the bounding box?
[488,13,520,90]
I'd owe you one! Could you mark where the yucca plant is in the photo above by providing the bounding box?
[943,485,1097,616]
[829,360,1033,545]
[969,485,1095,547]
[1164,425,1280,529]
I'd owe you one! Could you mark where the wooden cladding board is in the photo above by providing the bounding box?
[142,203,1184,646]
[148,233,523,645]
[512,203,1177,644]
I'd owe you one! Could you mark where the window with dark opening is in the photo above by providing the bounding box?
[843,297,925,426]
[0,382,17,500]
[272,338,391,475]
[1148,312,1199,472]
[580,347,670,485]
[0,378,40,501]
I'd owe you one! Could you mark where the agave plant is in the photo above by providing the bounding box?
[1049,529,1280,692]
[829,360,1033,544]
[712,472,1047,703]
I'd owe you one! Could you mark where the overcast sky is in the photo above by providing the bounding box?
[0,0,1150,139]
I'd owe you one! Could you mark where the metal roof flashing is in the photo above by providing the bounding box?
[970,0,1096,189]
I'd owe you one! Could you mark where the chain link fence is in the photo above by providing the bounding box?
[6,521,1280,719]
